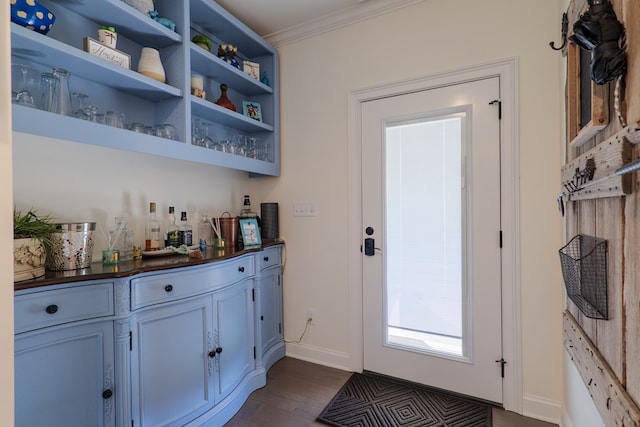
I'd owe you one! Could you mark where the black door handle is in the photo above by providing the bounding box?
[364,238,375,256]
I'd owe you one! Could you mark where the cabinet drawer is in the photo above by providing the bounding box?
[259,247,281,271]
[131,256,255,309]
[15,283,115,334]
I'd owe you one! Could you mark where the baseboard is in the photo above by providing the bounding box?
[522,393,562,425]
[285,342,352,371]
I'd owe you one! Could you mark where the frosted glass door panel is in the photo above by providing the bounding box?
[385,116,465,357]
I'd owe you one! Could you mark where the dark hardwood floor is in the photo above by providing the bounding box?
[225,357,558,427]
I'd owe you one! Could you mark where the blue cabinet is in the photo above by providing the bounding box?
[10,0,279,176]
[257,246,285,371]
[130,258,256,426]
[14,247,284,426]
[14,282,116,427]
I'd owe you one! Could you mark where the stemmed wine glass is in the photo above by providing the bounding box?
[191,118,203,146]
[72,92,91,120]
[201,122,216,149]
[12,64,38,108]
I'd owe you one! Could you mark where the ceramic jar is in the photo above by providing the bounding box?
[137,47,166,83]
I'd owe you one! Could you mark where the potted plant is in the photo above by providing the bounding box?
[98,25,117,49]
[13,208,57,282]
[191,34,211,51]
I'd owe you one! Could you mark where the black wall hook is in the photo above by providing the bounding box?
[550,12,568,51]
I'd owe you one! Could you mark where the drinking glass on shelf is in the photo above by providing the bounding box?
[191,119,203,146]
[158,124,176,140]
[51,68,73,116]
[72,93,91,120]
[105,111,124,128]
[40,72,56,112]
[201,122,215,148]
[12,64,39,108]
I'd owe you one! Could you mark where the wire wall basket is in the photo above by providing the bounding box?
[559,234,608,320]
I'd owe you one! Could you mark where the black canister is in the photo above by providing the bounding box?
[260,202,279,240]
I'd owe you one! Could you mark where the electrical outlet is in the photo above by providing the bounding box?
[306,308,315,323]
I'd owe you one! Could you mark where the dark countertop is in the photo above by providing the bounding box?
[15,240,284,291]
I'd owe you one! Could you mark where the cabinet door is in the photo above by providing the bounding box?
[15,321,115,427]
[133,296,213,427]
[259,265,283,360]
[213,279,255,401]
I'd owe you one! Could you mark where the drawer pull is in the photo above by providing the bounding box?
[102,389,113,399]
[45,304,58,315]
[164,285,173,292]
[264,256,269,262]
[260,315,264,321]
[208,347,223,358]
[238,266,245,273]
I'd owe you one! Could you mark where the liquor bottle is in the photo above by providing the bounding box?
[110,216,134,261]
[179,211,193,246]
[145,202,162,251]
[165,206,179,248]
[240,194,257,218]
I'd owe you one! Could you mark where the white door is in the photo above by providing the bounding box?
[361,77,503,403]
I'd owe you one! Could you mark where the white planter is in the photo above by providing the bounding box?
[14,237,46,282]
[137,47,166,83]
[98,29,117,49]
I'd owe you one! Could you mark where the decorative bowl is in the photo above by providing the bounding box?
[10,0,56,35]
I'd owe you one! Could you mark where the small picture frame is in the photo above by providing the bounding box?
[239,218,262,247]
[242,101,262,122]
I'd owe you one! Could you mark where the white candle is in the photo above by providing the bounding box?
[191,74,203,90]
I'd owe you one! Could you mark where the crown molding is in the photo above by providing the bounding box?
[265,0,425,48]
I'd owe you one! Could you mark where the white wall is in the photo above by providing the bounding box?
[253,0,565,421]
[12,133,257,251]
[1,3,15,424]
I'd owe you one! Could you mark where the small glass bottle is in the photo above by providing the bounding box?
[179,211,193,246]
[198,214,213,247]
[145,202,162,251]
[165,206,179,248]
[110,217,134,261]
[240,194,257,218]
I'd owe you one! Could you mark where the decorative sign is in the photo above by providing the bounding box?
[243,60,260,80]
[83,37,131,69]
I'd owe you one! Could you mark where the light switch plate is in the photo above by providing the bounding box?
[293,201,316,217]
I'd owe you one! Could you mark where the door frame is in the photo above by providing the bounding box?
[346,57,522,412]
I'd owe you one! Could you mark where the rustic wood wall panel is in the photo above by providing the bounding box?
[595,198,624,380]
[563,312,640,426]
[623,149,640,407]
[563,0,640,419]
[623,0,640,123]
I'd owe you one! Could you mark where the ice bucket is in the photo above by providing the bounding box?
[46,222,96,271]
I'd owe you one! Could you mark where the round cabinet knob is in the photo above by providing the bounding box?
[238,266,245,273]
[264,256,269,262]
[208,350,216,358]
[215,347,223,354]
[102,389,113,399]
[45,304,58,314]
[260,315,264,321]
[164,285,173,292]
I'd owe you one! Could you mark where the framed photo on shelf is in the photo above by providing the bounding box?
[242,101,262,122]
[239,218,262,247]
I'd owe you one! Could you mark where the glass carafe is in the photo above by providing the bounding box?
[110,217,134,261]
[198,214,213,247]
[51,68,72,116]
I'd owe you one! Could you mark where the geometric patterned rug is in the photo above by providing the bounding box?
[317,372,493,427]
